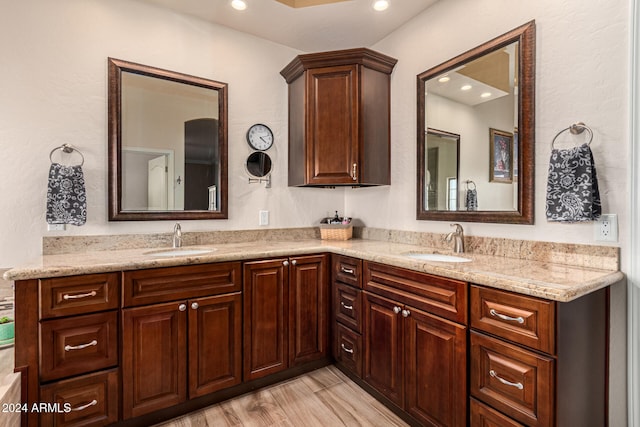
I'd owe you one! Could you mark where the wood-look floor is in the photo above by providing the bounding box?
[154,366,409,427]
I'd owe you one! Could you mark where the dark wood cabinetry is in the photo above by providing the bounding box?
[362,263,468,427]
[280,48,397,186]
[469,284,609,427]
[122,263,242,419]
[244,254,328,381]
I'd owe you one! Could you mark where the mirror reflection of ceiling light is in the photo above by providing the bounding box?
[373,0,389,11]
[481,92,492,98]
[438,76,450,83]
[231,0,247,10]
[460,84,472,91]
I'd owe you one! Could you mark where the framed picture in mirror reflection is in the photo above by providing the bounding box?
[489,128,513,183]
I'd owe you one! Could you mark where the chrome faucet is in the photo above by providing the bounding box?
[172,223,182,248]
[444,223,465,253]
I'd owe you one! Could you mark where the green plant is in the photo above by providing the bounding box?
[0,316,13,324]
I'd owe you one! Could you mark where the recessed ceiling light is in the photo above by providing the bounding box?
[231,0,247,10]
[480,92,492,98]
[460,84,472,91]
[438,76,450,83]
[373,0,389,11]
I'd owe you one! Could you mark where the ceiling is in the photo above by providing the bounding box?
[132,0,440,52]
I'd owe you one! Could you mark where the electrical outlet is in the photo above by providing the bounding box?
[259,210,269,226]
[47,224,65,231]
[595,214,618,242]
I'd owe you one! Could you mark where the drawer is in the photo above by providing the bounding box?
[40,369,119,426]
[470,285,555,354]
[40,273,119,319]
[334,323,362,377]
[364,261,467,324]
[470,332,554,427]
[470,398,525,427]
[333,282,362,333]
[123,262,242,307]
[333,255,362,288]
[40,311,118,382]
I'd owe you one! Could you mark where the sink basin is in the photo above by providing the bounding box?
[144,248,215,257]
[404,253,471,263]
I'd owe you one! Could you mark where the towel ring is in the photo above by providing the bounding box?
[551,122,593,149]
[465,180,476,190]
[49,144,84,166]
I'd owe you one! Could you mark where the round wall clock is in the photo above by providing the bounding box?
[246,123,274,151]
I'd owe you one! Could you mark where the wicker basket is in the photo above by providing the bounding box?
[319,224,353,240]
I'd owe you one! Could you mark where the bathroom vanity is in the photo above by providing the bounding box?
[5,236,622,427]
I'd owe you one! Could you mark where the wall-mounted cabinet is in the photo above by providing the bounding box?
[280,48,397,187]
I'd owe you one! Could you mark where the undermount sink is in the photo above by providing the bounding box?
[144,248,216,257]
[404,253,471,263]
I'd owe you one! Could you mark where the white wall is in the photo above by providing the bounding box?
[0,0,345,267]
[364,0,629,424]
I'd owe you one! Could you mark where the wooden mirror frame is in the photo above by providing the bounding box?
[108,58,228,221]
[417,21,535,224]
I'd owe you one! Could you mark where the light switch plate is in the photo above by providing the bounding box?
[47,224,66,231]
[259,210,269,226]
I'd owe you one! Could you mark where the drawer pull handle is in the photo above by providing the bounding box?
[340,267,355,275]
[341,344,354,354]
[340,301,353,310]
[490,309,525,324]
[490,370,524,390]
[64,340,97,352]
[70,399,98,412]
[63,291,97,300]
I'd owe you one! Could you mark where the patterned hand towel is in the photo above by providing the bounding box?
[546,143,601,222]
[466,188,478,211]
[46,163,87,226]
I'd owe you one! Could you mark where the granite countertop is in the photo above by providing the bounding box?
[3,238,624,302]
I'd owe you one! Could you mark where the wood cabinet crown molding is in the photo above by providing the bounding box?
[280,47,397,83]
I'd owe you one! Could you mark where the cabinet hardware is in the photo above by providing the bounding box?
[489,309,525,324]
[63,290,97,300]
[393,306,402,314]
[340,301,353,310]
[69,399,98,412]
[178,303,187,312]
[291,260,297,265]
[64,340,97,352]
[341,343,354,354]
[191,302,199,310]
[401,309,411,318]
[340,267,355,274]
[283,260,290,267]
[352,163,357,181]
[489,370,524,390]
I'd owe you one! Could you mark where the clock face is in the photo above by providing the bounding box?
[246,124,274,151]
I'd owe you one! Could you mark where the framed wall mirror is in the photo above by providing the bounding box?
[417,21,535,224]
[108,58,228,220]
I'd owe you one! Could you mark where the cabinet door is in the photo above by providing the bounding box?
[189,292,242,398]
[405,307,467,427]
[363,291,404,406]
[289,254,328,366]
[122,301,187,419]
[306,65,359,185]
[243,259,289,380]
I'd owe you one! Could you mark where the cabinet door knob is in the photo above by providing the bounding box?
[401,309,411,318]
[179,303,187,312]
[283,260,290,267]
[352,163,358,181]
[393,306,402,314]
[291,259,297,265]
[191,302,199,310]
